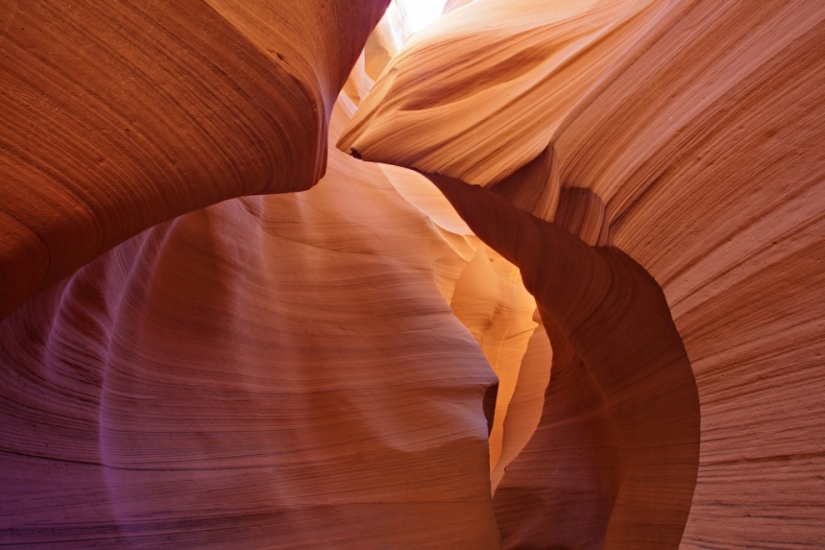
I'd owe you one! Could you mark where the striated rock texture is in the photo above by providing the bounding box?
[340,0,825,548]
[429,173,700,549]
[2,0,825,549]
[0,96,506,548]
[0,0,389,319]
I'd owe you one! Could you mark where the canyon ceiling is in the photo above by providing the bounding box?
[1,0,823,548]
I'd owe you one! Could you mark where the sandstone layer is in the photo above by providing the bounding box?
[341,0,825,548]
[0,96,508,549]
[2,0,824,548]
[0,0,388,319]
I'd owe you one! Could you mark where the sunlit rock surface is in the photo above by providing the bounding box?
[0,95,507,548]
[342,0,825,548]
[2,0,824,548]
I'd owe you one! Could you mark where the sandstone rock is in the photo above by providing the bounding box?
[0,96,502,549]
[342,0,825,547]
[2,0,824,548]
[0,0,389,319]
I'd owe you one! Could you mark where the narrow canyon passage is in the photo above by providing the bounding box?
[428,173,700,549]
[1,0,824,548]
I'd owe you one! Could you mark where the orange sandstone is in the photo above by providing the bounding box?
[2,0,824,548]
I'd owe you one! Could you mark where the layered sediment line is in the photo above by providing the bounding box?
[2,0,824,547]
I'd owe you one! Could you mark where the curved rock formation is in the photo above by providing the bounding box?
[0,0,389,319]
[2,0,825,548]
[341,0,825,548]
[338,0,669,188]
[0,96,503,548]
[429,173,700,549]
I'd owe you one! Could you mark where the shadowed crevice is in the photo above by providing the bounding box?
[425,172,700,550]
[483,382,500,436]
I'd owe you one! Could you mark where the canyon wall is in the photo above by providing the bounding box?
[342,0,825,548]
[2,0,824,548]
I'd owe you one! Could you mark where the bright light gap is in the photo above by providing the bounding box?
[398,0,447,33]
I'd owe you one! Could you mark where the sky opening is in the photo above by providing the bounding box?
[398,0,447,33]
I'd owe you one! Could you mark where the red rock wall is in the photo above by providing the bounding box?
[2,0,825,548]
[428,174,700,549]
[0,0,388,319]
[0,98,501,548]
[341,0,825,548]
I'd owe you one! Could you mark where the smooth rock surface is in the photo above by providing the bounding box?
[342,0,825,548]
[0,0,388,319]
[0,97,502,549]
[2,0,824,548]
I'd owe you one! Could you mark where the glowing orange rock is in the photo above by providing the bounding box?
[341,0,825,547]
[2,0,825,548]
[0,97,502,548]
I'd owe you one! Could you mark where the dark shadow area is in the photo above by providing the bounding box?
[426,172,700,550]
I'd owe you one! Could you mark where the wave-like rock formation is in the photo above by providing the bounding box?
[429,173,699,548]
[2,0,824,548]
[340,0,825,548]
[0,0,388,319]
[0,88,508,548]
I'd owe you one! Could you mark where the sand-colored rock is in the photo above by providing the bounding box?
[2,0,824,547]
[1,5,545,545]
[342,0,825,547]
[0,97,503,548]
[0,0,389,320]
[428,173,700,548]
[338,0,672,188]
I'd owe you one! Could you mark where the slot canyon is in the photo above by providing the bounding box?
[1,1,823,548]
